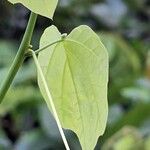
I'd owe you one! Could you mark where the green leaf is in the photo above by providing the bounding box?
[102,126,143,150]
[38,25,108,150]
[0,87,41,116]
[103,103,150,142]
[144,136,150,150]
[7,0,58,19]
[0,40,16,67]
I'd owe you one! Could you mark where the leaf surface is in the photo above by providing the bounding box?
[7,0,58,19]
[38,25,108,150]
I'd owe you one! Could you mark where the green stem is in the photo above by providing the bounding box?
[25,39,63,57]
[30,50,70,150]
[0,12,37,102]
[35,39,63,55]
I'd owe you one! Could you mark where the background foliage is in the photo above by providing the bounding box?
[0,0,150,149]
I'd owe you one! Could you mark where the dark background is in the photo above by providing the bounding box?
[0,0,150,149]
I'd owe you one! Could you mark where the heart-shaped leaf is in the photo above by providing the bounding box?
[7,0,58,19]
[38,25,108,150]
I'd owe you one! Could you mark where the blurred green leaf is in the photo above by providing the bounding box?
[0,40,16,67]
[101,33,141,73]
[144,136,150,150]
[121,78,150,103]
[102,126,143,150]
[0,87,41,116]
[121,87,150,102]
[103,103,150,141]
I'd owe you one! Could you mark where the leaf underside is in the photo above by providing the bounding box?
[38,25,108,150]
[7,0,58,19]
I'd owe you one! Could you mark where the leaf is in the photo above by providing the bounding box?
[0,87,41,116]
[0,40,16,66]
[7,0,58,19]
[100,33,141,74]
[102,126,143,150]
[38,25,108,150]
[103,103,150,142]
[144,136,150,150]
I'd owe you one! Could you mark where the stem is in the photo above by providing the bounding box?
[30,50,70,150]
[35,39,63,55]
[0,12,37,102]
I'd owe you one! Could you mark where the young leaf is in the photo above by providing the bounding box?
[7,0,58,19]
[38,25,109,150]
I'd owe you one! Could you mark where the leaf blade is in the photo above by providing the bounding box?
[7,0,58,19]
[38,25,109,150]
